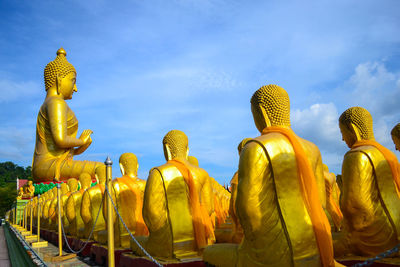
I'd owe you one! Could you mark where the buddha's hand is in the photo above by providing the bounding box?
[74,130,93,155]
[79,129,93,145]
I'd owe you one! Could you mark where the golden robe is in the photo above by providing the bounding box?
[32,97,102,182]
[204,132,329,267]
[134,161,214,259]
[335,145,400,256]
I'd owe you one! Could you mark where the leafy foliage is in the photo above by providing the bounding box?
[0,161,32,217]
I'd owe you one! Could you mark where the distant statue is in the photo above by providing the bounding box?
[80,165,107,240]
[32,48,103,183]
[66,172,92,236]
[334,107,400,257]
[323,164,343,232]
[391,123,400,151]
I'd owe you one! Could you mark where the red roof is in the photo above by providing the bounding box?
[18,179,28,189]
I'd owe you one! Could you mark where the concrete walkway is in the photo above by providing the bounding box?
[0,226,11,267]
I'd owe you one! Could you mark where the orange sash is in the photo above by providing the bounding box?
[213,194,225,225]
[262,127,334,267]
[168,159,214,249]
[352,140,400,197]
[118,176,149,236]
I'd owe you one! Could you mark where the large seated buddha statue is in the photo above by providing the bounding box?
[80,165,106,240]
[323,164,343,232]
[204,84,338,267]
[131,130,214,260]
[32,48,103,183]
[334,107,400,257]
[66,173,92,237]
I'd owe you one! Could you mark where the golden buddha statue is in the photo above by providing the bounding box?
[17,187,24,199]
[24,181,35,198]
[323,164,343,232]
[131,130,214,260]
[32,48,103,183]
[204,84,338,267]
[391,123,400,151]
[48,183,69,230]
[229,138,252,244]
[109,153,148,248]
[61,178,78,235]
[334,107,400,257]
[80,165,106,240]
[66,173,92,237]
[42,188,56,229]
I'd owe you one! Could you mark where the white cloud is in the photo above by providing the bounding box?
[0,79,40,103]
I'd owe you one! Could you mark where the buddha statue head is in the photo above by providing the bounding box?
[95,165,107,185]
[119,152,139,177]
[250,84,290,132]
[188,155,199,166]
[78,172,92,191]
[67,178,78,192]
[44,48,77,100]
[391,123,400,151]
[339,107,374,148]
[238,138,252,155]
[162,130,189,161]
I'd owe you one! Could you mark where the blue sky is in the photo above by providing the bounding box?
[0,0,399,184]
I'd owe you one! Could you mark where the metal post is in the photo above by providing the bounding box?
[57,183,63,256]
[30,199,33,234]
[23,205,26,229]
[37,195,41,242]
[105,156,115,267]
[14,204,17,225]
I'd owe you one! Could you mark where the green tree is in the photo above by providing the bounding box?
[0,161,32,217]
[0,183,17,218]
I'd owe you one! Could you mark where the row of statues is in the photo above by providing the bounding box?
[19,48,400,266]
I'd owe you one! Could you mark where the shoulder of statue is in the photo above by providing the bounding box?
[344,149,371,163]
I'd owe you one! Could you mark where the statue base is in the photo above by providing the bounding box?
[336,256,400,266]
[70,237,96,257]
[120,252,206,267]
[31,241,48,248]
[90,244,130,267]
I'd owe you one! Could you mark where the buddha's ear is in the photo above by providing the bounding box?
[165,143,173,161]
[56,74,62,95]
[349,122,362,141]
[185,147,189,159]
[258,104,271,128]
[119,163,125,176]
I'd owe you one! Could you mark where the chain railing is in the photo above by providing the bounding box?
[352,243,400,267]
[104,184,163,267]
[60,191,106,254]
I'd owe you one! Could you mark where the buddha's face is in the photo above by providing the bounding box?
[391,135,400,151]
[59,72,77,100]
[339,122,356,148]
